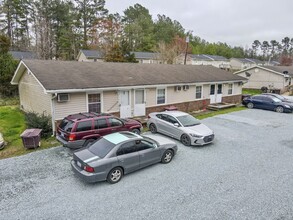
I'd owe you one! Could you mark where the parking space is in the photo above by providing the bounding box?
[1,109,293,220]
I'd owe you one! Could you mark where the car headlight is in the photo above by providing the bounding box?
[284,104,290,108]
[189,133,203,138]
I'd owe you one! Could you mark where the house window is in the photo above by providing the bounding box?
[195,86,202,99]
[228,84,233,95]
[157,88,166,104]
[88,93,101,113]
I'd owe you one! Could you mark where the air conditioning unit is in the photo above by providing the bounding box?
[57,93,70,102]
[183,85,189,91]
[174,86,181,92]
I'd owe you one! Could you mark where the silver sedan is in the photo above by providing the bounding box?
[147,111,214,146]
[71,131,177,184]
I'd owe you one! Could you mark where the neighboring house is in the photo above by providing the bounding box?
[11,60,246,133]
[9,51,37,60]
[176,54,230,69]
[76,49,104,62]
[132,52,163,64]
[264,60,280,66]
[230,58,264,70]
[234,66,293,93]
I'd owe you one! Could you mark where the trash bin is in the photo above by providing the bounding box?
[20,129,42,149]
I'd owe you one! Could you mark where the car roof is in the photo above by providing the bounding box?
[103,132,142,145]
[64,112,112,121]
[157,111,189,117]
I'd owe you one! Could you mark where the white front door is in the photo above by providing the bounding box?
[210,84,223,104]
[119,90,131,118]
[134,89,145,116]
[216,84,223,103]
[210,84,216,104]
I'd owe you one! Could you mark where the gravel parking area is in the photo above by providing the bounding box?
[1,109,293,220]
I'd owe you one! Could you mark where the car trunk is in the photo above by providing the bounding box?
[73,149,100,169]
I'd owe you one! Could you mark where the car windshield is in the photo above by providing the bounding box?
[271,97,282,103]
[88,138,116,158]
[176,114,201,127]
[273,94,285,101]
[59,119,74,132]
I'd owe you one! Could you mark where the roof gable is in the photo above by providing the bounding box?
[234,65,293,77]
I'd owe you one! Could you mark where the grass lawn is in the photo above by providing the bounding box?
[242,88,262,95]
[194,106,246,120]
[0,106,59,160]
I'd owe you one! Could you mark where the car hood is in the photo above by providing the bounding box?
[183,123,213,136]
[123,118,141,125]
[74,149,100,163]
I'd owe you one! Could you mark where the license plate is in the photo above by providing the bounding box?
[77,161,82,168]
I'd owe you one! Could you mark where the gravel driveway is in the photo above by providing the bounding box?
[1,109,293,220]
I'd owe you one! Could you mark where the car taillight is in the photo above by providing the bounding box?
[69,134,76,141]
[84,165,94,173]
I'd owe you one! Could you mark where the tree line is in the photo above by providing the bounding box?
[0,1,292,63]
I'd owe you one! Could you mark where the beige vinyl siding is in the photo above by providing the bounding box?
[18,70,51,115]
[54,93,87,120]
[238,68,286,89]
[103,91,119,113]
[167,86,195,103]
[146,88,156,107]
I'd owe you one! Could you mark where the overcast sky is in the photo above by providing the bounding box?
[105,0,293,48]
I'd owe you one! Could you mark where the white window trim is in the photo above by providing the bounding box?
[156,87,167,105]
[195,85,203,100]
[228,83,234,95]
[86,92,103,113]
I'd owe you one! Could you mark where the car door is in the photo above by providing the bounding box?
[155,114,171,136]
[94,118,110,136]
[261,96,274,110]
[251,96,263,109]
[116,141,139,174]
[166,115,182,140]
[136,140,161,168]
[108,117,128,133]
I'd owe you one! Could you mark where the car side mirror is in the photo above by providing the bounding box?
[174,123,180,127]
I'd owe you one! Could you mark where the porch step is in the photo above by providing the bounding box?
[207,102,236,111]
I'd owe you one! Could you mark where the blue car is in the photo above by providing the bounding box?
[242,94,293,113]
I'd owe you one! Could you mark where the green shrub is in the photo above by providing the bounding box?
[25,112,52,138]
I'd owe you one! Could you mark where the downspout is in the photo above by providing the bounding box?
[51,93,57,136]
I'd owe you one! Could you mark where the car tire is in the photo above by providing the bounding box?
[107,167,123,184]
[181,134,191,146]
[161,149,174,164]
[247,102,254,109]
[131,128,141,135]
[149,123,157,133]
[83,139,95,148]
[275,106,284,113]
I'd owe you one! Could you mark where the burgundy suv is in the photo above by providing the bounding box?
[56,112,143,149]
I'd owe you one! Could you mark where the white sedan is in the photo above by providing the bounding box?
[147,111,214,146]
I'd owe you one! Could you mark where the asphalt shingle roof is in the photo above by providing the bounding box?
[21,60,246,91]
[264,66,293,77]
[132,52,159,59]
[9,51,37,60]
[80,50,104,59]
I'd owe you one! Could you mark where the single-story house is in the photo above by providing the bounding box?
[9,51,37,60]
[176,54,230,69]
[234,66,293,93]
[230,58,264,70]
[132,52,163,64]
[11,60,246,133]
[76,49,104,62]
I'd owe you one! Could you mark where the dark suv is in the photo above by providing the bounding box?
[56,112,143,149]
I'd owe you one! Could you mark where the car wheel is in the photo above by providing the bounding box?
[83,139,95,148]
[107,167,123,184]
[161,149,174,164]
[131,128,141,135]
[149,123,157,133]
[247,102,254,109]
[275,106,284,113]
[181,134,191,146]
